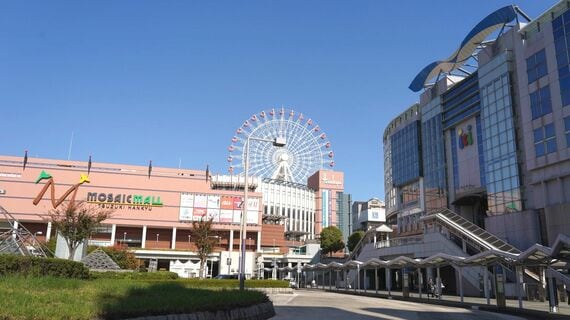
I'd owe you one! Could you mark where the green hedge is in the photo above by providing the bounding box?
[0,255,89,279]
[90,271,178,280]
[181,279,289,288]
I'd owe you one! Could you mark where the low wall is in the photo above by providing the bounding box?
[251,288,294,294]
[127,301,275,320]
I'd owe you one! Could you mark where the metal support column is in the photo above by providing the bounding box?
[386,268,392,297]
[418,268,423,299]
[484,265,490,305]
[516,265,523,309]
[436,267,442,300]
[375,267,379,294]
[548,276,559,313]
[364,269,367,293]
[459,267,464,303]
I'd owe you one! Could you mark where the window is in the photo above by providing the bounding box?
[565,117,570,147]
[530,86,552,119]
[553,13,570,106]
[527,49,548,83]
[534,123,557,157]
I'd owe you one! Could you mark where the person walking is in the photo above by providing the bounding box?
[427,278,435,298]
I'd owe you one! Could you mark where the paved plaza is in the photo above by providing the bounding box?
[271,290,527,320]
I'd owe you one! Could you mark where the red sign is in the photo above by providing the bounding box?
[232,196,243,210]
[193,208,207,217]
[220,196,234,210]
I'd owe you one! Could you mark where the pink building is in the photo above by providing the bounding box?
[0,155,263,277]
[307,170,345,236]
[0,155,347,277]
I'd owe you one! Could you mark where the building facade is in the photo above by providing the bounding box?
[351,198,386,233]
[0,154,347,276]
[384,1,570,250]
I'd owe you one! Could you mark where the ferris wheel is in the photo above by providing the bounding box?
[227,107,335,184]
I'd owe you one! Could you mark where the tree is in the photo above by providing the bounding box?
[320,226,344,257]
[347,230,365,253]
[47,201,112,260]
[192,218,218,279]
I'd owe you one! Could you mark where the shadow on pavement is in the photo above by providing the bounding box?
[273,306,520,320]
[362,307,521,320]
[273,306,379,320]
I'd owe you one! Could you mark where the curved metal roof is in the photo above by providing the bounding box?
[409,5,518,92]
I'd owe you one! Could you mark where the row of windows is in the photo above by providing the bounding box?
[553,12,570,106]
[526,49,548,84]
[391,121,422,186]
[534,123,557,157]
[479,73,522,215]
[530,86,553,119]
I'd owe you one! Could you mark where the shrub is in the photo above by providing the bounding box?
[0,255,89,279]
[181,279,289,289]
[90,271,178,280]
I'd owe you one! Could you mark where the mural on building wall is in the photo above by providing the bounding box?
[457,125,474,149]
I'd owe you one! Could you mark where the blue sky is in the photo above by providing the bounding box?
[0,1,550,201]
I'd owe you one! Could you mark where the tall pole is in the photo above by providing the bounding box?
[239,138,250,291]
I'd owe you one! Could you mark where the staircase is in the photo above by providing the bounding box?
[348,208,548,296]
[422,209,520,254]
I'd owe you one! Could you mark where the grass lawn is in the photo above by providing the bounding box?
[0,277,274,320]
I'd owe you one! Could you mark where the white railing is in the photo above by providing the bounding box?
[374,235,423,249]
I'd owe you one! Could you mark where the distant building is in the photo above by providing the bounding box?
[351,198,386,232]
[335,192,352,243]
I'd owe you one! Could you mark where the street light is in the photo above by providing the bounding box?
[239,136,286,291]
[123,232,127,246]
[187,234,191,248]
[156,233,160,244]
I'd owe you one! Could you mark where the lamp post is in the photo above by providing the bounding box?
[156,233,159,244]
[123,232,127,246]
[239,136,286,291]
[187,234,191,248]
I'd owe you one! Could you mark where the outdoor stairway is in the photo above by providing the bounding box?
[422,209,520,255]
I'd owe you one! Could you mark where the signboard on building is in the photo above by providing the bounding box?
[178,193,259,225]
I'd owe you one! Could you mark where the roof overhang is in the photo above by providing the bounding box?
[409,5,518,92]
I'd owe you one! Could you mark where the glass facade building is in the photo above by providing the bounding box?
[390,120,422,187]
[384,1,570,248]
[336,192,352,243]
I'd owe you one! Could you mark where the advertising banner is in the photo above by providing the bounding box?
[220,209,233,223]
[193,207,207,221]
[232,210,242,224]
[247,198,259,211]
[232,196,243,210]
[207,195,220,209]
[220,196,234,210]
[179,207,193,221]
[180,193,194,207]
[207,208,220,222]
[247,210,258,224]
[194,194,208,208]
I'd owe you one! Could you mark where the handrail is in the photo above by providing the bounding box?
[424,210,520,254]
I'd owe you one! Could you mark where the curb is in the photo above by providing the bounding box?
[126,301,275,320]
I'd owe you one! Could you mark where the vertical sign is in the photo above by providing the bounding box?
[322,190,329,227]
